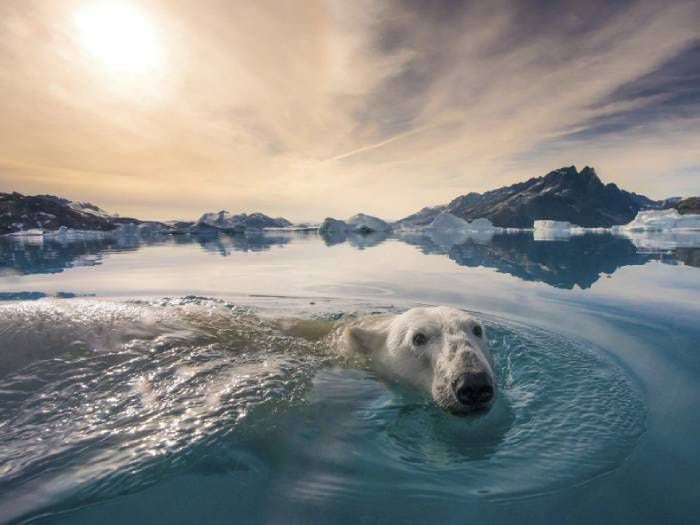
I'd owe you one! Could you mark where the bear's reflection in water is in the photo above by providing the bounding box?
[382,386,515,464]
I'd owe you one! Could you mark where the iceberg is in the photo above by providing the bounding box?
[113,222,172,235]
[197,211,291,231]
[318,217,348,235]
[346,214,391,233]
[422,212,499,247]
[533,220,611,240]
[533,220,574,241]
[621,230,700,250]
[533,220,573,231]
[617,209,700,232]
[318,214,391,247]
[319,214,390,235]
[467,218,498,231]
[427,212,498,232]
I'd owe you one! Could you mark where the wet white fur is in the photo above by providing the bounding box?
[342,306,494,413]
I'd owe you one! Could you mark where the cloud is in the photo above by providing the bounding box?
[0,0,698,221]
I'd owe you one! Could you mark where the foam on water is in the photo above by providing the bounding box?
[0,298,329,523]
[0,299,646,523]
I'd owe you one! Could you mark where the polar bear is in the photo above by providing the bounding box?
[0,300,495,415]
[340,306,496,415]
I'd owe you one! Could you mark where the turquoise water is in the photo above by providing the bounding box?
[0,231,698,524]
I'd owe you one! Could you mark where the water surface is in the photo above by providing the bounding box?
[0,230,698,524]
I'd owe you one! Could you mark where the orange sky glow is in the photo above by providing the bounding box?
[1,0,699,221]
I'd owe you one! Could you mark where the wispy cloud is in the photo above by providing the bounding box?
[0,0,698,221]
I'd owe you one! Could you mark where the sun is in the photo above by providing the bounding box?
[73,2,162,75]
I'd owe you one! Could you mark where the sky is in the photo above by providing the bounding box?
[0,0,699,221]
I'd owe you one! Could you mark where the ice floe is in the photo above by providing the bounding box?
[614,209,700,232]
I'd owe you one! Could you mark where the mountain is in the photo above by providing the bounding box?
[656,196,683,209]
[196,211,292,232]
[34,194,116,219]
[675,197,700,215]
[396,166,664,228]
[0,192,119,235]
[0,192,295,236]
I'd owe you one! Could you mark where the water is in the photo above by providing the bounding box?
[0,230,698,524]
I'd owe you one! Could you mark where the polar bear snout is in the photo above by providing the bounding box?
[342,306,497,415]
[432,342,496,415]
[453,371,494,411]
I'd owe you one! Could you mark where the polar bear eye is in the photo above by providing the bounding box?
[412,332,428,346]
[472,325,483,338]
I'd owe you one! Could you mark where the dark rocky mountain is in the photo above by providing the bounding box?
[397,166,666,228]
[394,205,447,228]
[625,192,686,210]
[657,196,683,209]
[195,211,292,233]
[675,197,700,215]
[0,192,294,236]
[0,192,119,235]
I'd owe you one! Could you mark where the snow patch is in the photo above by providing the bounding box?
[68,201,114,219]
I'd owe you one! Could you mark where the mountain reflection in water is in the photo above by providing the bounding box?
[0,229,698,290]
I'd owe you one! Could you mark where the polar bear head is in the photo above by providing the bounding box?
[343,306,495,415]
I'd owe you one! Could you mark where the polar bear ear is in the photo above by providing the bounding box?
[345,316,392,355]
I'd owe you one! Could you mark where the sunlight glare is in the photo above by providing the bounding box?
[73,2,162,75]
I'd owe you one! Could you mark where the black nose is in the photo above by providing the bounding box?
[454,372,494,407]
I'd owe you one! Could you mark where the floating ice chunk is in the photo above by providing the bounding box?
[346,213,391,233]
[534,220,573,231]
[533,220,610,240]
[422,212,499,247]
[534,230,572,241]
[428,212,470,231]
[428,212,497,231]
[319,214,390,236]
[197,210,290,231]
[467,218,498,231]
[318,217,348,235]
[114,222,171,235]
[618,209,700,232]
[622,230,700,250]
[8,228,44,237]
[533,220,573,241]
[198,210,237,228]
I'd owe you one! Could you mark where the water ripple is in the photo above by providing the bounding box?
[0,299,646,523]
